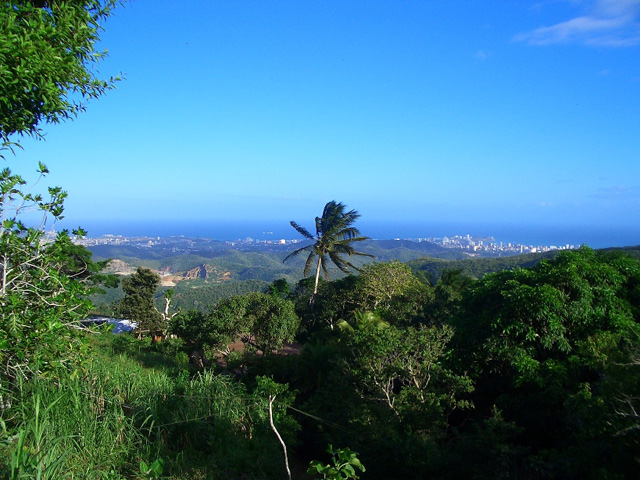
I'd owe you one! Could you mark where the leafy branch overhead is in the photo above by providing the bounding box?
[0,0,120,155]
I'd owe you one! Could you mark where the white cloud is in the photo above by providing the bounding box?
[515,0,640,46]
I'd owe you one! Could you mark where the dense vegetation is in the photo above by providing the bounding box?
[5,248,640,479]
[87,240,584,314]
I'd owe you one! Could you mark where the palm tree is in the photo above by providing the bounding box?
[284,200,374,300]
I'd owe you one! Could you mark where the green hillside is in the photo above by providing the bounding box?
[408,245,640,283]
[407,251,557,282]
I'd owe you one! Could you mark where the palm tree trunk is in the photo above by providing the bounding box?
[310,256,322,306]
[313,256,322,295]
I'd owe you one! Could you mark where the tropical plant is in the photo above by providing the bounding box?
[308,445,366,480]
[0,166,100,385]
[337,310,389,336]
[284,201,373,301]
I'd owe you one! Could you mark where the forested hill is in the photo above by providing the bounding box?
[408,251,558,282]
[89,238,471,282]
[89,239,640,286]
[358,238,468,261]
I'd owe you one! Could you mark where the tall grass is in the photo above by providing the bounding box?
[1,374,149,478]
[0,333,296,479]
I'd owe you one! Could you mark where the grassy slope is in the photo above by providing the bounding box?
[0,333,292,479]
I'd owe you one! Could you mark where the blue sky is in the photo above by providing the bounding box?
[11,0,640,242]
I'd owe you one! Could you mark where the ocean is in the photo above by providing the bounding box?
[67,219,640,250]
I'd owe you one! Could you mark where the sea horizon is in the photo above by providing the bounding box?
[58,219,640,251]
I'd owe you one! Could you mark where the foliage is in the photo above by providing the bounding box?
[356,261,422,310]
[4,244,640,479]
[171,292,299,363]
[119,267,164,338]
[266,277,291,299]
[457,247,639,384]
[254,376,298,480]
[0,0,120,386]
[452,247,640,477]
[0,0,119,153]
[423,268,474,325]
[285,200,374,297]
[4,394,68,480]
[293,275,360,333]
[355,260,433,324]
[0,166,101,385]
[0,334,303,479]
[337,310,389,336]
[92,278,270,315]
[170,279,269,312]
[346,323,473,422]
[247,292,300,353]
[139,458,164,479]
[293,262,432,335]
[308,445,365,480]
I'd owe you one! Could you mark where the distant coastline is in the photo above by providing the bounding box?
[62,219,640,251]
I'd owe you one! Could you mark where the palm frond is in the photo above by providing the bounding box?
[303,251,316,277]
[320,255,331,280]
[328,253,351,274]
[290,221,314,240]
[352,250,375,258]
[290,200,374,289]
[283,244,313,263]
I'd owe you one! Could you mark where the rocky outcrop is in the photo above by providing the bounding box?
[104,262,231,285]
[183,265,207,279]
[182,264,231,281]
[103,259,136,275]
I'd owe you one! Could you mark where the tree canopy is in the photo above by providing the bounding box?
[120,267,164,338]
[0,0,119,153]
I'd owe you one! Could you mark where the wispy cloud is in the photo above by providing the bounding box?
[590,184,640,199]
[474,50,492,61]
[515,0,640,46]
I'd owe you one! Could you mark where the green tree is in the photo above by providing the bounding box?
[0,0,119,153]
[120,267,164,340]
[171,293,299,362]
[0,164,117,386]
[0,220,93,383]
[355,261,433,325]
[284,201,373,301]
[247,293,299,353]
[423,268,473,325]
[347,323,472,420]
[453,247,640,477]
[308,445,366,480]
[266,278,291,299]
[293,275,360,333]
